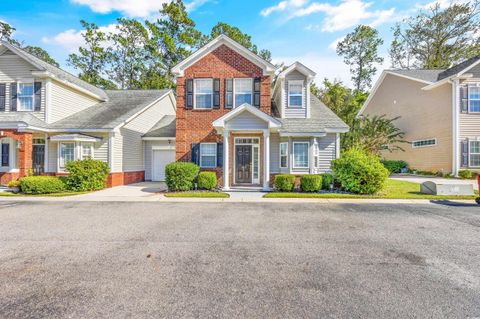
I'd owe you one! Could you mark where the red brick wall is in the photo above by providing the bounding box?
[176,44,271,164]
[0,130,33,185]
[107,171,145,187]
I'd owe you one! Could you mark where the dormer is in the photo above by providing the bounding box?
[273,62,316,119]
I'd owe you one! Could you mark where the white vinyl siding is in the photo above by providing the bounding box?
[312,134,337,173]
[225,111,268,130]
[49,80,98,123]
[269,133,281,173]
[284,70,307,118]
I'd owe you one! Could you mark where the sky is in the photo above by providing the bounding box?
[0,0,454,87]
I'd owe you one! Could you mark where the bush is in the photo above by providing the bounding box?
[7,180,20,188]
[165,162,200,191]
[332,149,389,194]
[198,171,217,190]
[321,173,334,190]
[65,158,110,191]
[274,174,296,192]
[300,175,322,192]
[20,176,66,194]
[459,170,474,179]
[381,160,408,174]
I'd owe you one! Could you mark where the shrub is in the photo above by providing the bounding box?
[198,171,217,190]
[65,158,110,191]
[332,149,389,194]
[20,176,66,194]
[381,160,408,174]
[459,170,474,179]
[274,174,296,192]
[7,180,20,188]
[165,162,200,191]
[300,175,322,192]
[321,173,335,190]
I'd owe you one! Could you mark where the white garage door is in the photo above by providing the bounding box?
[152,149,176,181]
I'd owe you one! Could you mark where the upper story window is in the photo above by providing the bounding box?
[18,80,34,111]
[469,86,480,113]
[194,79,213,109]
[288,80,303,108]
[234,78,253,108]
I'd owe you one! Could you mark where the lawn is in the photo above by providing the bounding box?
[264,179,478,200]
[164,191,230,198]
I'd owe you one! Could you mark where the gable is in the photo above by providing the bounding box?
[0,51,38,81]
[225,110,268,130]
[466,63,480,78]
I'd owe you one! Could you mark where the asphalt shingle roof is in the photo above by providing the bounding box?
[276,95,349,134]
[143,115,176,138]
[438,56,480,80]
[0,113,48,128]
[388,69,445,83]
[49,89,171,130]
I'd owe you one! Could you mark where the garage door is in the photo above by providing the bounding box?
[152,149,176,181]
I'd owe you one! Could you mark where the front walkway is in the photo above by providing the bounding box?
[391,175,479,191]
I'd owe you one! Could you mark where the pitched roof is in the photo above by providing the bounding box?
[143,115,176,138]
[49,89,171,130]
[0,113,48,128]
[387,69,445,83]
[0,41,108,100]
[277,95,349,134]
[438,56,480,80]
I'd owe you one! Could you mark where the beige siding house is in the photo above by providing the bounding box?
[359,57,480,175]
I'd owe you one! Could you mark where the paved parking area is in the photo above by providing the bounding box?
[0,201,479,318]
[73,182,167,201]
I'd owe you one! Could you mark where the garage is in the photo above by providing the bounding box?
[151,149,175,181]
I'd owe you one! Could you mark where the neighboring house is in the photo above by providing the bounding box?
[172,35,348,190]
[358,57,480,176]
[0,41,176,186]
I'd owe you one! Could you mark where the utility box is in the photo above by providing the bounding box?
[420,181,474,196]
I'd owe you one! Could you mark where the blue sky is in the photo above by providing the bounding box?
[1,0,447,87]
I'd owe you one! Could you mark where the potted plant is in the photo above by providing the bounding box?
[7,180,21,194]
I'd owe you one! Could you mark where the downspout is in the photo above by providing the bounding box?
[450,79,460,176]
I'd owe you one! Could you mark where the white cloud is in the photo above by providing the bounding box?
[70,0,210,17]
[328,36,344,50]
[261,0,308,17]
[418,0,468,10]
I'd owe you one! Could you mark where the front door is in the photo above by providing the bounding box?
[235,145,252,184]
[32,145,45,175]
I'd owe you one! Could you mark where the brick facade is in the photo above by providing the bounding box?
[175,44,271,187]
[0,130,33,185]
[107,171,145,188]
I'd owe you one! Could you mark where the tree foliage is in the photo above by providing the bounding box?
[390,1,480,69]
[337,25,383,91]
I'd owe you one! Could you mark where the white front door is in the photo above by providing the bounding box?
[152,150,175,181]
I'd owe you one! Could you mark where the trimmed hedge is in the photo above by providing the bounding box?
[165,162,200,191]
[459,170,474,179]
[381,160,408,174]
[321,173,334,190]
[198,171,217,190]
[300,175,322,192]
[65,158,110,191]
[332,149,389,194]
[274,174,296,192]
[20,176,66,194]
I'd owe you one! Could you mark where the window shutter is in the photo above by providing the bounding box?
[253,77,261,107]
[191,143,200,165]
[216,143,223,167]
[460,85,468,113]
[34,82,42,111]
[461,139,469,167]
[225,78,233,109]
[213,78,220,109]
[10,83,17,111]
[0,84,5,111]
[185,79,194,109]
[1,143,9,167]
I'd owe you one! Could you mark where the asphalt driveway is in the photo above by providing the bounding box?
[0,201,479,318]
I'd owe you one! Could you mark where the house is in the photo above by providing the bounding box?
[358,57,480,176]
[172,35,349,190]
[0,40,176,186]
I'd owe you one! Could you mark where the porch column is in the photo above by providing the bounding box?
[263,129,270,191]
[223,129,230,190]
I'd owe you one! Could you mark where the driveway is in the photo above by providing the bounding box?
[73,182,167,201]
[0,201,479,318]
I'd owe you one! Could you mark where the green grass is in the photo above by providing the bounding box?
[164,191,230,198]
[0,191,88,197]
[264,179,478,200]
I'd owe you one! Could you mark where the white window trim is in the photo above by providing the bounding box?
[80,142,94,160]
[412,138,437,149]
[293,141,309,169]
[193,78,213,110]
[17,79,35,112]
[468,140,480,168]
[200,143,217,168]
[287,80,304,108]
[233,78,253,108]
[468,84,480,113]
[57,142,95,171]
[279,142,288,168]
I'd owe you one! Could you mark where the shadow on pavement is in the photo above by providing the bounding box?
[430,200,479,207]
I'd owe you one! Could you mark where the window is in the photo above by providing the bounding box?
[234,78,253,107]
[280,142,288,168]
[1,142,9,167]
[18,81,34,111]
[59,142,75,169]
[288,81,303,107]
[194,79,213,109]
[81,143,93,160]
[293,142,309,168]
[469,141,480,167]
[412,138,437,148]
[469,86,480,113]
[200,143,217,168]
